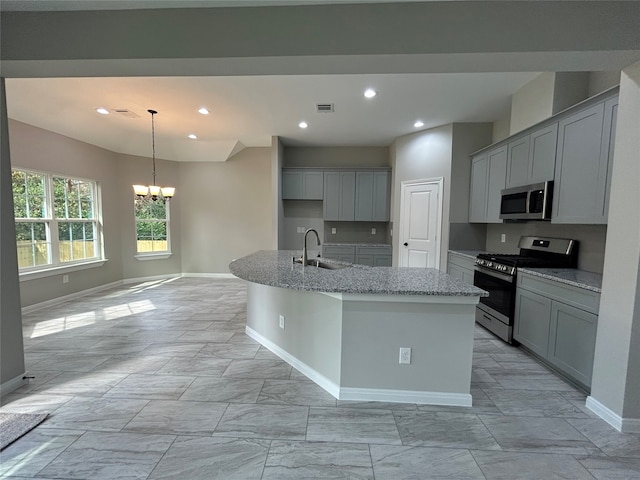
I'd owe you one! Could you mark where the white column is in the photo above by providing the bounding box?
[588,61,640,432]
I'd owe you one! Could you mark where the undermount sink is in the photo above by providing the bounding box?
[293,257,352,270]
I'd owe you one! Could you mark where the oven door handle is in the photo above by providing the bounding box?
[474,266,515,283]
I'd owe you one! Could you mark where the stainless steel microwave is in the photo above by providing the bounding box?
[499,181,553,220]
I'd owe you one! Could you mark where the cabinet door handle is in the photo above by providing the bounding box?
[403,242,408,247]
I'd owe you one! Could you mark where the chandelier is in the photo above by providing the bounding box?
[133,109,175,201]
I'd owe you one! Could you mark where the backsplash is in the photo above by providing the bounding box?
[281,200,391,249]
[324,221,390,244]
[486,223,607,273]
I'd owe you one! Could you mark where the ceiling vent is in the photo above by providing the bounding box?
[113,109,140,118]
[316,103,334,113]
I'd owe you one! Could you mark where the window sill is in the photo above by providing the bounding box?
[19,259,108,282]
[135,253,173,261]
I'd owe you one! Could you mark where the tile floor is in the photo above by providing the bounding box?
[2,277,640,479]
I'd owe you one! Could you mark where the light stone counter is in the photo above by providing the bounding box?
[518,267,603,293]
[229,250,487,297]
[229,250,487,408]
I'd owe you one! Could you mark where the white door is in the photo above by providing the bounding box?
[399,179,443,268]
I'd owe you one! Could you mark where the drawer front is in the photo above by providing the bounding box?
[356,246,392,256]
[518,272,600,314]
[323,245,356,256]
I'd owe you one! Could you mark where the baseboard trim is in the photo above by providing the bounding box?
[121,274,181,285]
[246,326,472,406]
[21,280,123,314]
[586,396,640,433]
[339,387,472,407]
[245,326,340,398]
[0,372,28,398]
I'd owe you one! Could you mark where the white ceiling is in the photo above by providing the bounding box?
[6,73,539,162]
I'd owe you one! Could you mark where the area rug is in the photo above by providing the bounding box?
[0,412,48,450]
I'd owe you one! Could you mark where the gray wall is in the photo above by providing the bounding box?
[1,78,26,390]
[119,153,183,281]
[391,123,492,268]
[284,147,390,168]
[8,120,126,306]
[449,124,492,251]
[391,124,453,269]
[179,147,273,274]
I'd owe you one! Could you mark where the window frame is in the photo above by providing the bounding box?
[134,195,172,260]
[12,167,105,278]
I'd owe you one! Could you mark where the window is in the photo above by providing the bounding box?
[12,168,102,271]
[135,197,170,255]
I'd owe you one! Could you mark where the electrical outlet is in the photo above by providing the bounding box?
[331,228,336,234]
[279,314,285,329]
[371,228,376,235]
[501,233,506,243]
[399,347,411,364]
[62,274,69,284]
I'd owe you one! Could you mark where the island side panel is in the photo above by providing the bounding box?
[340,299,476,398]
[245,282,342,387]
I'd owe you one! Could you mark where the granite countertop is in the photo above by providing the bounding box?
[518,268,603,293]
[229,250,488,297]
[448,250,485,260]
[324,242,391,247]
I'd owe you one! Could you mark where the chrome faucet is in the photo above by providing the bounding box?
[302,228,321,266]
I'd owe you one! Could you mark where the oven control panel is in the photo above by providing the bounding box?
[475,258,516,276]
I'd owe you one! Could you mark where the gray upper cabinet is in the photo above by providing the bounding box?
[469,153,489,223]
[529,124,558,184]
[506,124,558,188]
[323,171,356,221]
[552,96,617,224]
[355,171,390,222]
[469,146,506,223]
[282,170,324,200]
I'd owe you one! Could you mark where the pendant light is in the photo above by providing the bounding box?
[133,109,175,201]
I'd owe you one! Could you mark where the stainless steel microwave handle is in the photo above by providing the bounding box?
[474,266,515,283]
[525,189,532,214]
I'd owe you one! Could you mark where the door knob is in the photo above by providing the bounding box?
[403,242,408,247]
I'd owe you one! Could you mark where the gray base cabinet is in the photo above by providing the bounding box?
[447,252,475,284]
[548,302,598,388]
[514,288,552,358]
[322,245,356,263]
[514,271,599,389]
[323,244,391,266]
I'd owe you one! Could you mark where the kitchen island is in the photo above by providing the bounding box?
[229,250,487,406]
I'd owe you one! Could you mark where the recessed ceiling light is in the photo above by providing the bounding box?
[198,107,210,115]
[96,107,109,115]
[299,121,308,129]
[188,134,197,139]
[364,88,377,98]
[414,120,424,128]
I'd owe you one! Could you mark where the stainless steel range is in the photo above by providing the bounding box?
[473,236,578,343]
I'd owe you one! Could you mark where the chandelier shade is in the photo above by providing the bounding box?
[132,109,175,201]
